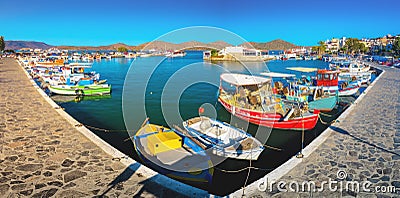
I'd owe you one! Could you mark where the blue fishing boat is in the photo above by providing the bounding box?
[264,69,339,112]
[133,119,214,184]
[338,80,360,96]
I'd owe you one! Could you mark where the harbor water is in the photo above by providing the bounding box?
[51,51,377,195]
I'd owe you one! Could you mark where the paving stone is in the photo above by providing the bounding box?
[61,159,74,167]
[0,184,10,194]
[63,182,76,189]
[31,188,58,198]
[379,176,390,181]
[391,181,400,188]
[1,172,12,176]
[77,161,88,167]
[5,156,18,161]
[35,183,47,189]
[48,181,63,187]
[11,184,27,191]
[57,190,89,197]
[10,180,24,184]
[64,170,87,183]
[43,171,53,177]
[19,189,33,196]
[382,168,392,175]
[15,164,43,172]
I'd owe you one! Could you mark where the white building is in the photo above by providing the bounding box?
[204,46,263,61]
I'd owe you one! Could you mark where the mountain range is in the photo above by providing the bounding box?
[5,39,299,51]
[5,41,53,50]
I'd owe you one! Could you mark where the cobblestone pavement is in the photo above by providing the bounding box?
[250,65,400,197]
[0,58,189,197]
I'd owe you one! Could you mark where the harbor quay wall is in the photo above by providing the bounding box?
[0,58,209,197]
[230,64,400,197]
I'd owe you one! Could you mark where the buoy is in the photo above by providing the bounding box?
[150,92,153,95]
[198,107,204,114]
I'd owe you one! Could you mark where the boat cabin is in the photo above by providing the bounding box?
[219,73,277,112]
[316,69,339,87]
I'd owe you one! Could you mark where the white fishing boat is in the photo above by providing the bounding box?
[339,71,372,85]
[338,81,359,96]
[165,50,186,58]
[124,52,137,59]
[183,116,264,160]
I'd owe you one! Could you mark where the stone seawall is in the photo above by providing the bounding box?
[230,65,400,197]
[0,58,209,197]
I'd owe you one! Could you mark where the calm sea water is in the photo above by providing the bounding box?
[53,51,374,195]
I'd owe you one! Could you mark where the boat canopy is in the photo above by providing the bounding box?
[220,73,270,86]
[286,67,318,73]
[260,72,296,78]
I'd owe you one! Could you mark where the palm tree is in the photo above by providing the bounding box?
[318,41,326,55]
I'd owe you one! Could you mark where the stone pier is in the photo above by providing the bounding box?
[240,65,400,197]
[0,58,199,197]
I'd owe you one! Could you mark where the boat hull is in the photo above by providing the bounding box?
[183,117,264,160]
[133,124,213,184]
[48,85,111,96]
[218,98,319,130]
[339,86,359,96]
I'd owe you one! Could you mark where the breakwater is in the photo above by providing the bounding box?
[0,58,207,197]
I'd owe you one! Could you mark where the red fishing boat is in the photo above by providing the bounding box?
[218,73,319,130]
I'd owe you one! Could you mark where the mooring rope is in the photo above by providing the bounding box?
[242,153,252,197]
[215,166,275,173]
[263,145,283,151]
[83,124,133,133]
[318,114,337,125]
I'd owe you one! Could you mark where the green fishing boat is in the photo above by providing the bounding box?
[48,78,111,96]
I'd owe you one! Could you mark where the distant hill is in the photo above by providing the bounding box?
[242,39,297,50]
[57,43,138,51]
[136,40,232,51]
[5,39,298,51]
[57,40,232,51]
[5,41,54,50]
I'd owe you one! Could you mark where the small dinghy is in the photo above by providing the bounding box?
[133,119,213,183]
[183,116,264,160]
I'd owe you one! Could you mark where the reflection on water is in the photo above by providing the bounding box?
[55,51,375,195]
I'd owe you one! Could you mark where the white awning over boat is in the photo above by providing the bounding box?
[260,72,296,78]
[286,67,318,72]
[220,73,270,86]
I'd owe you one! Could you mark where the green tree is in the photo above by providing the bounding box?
[392,37,400,57]
[318,41,326,55]
[0,36,5,52]
[344,38,366,55]
[117,47,128,53]
[211,49,218,57]
[311,46,319,53]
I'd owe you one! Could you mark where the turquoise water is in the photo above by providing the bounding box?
[54,51,371,195]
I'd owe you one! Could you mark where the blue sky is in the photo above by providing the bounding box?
[1,0,399,46]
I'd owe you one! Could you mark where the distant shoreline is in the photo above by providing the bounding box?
[5,39,299,51]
